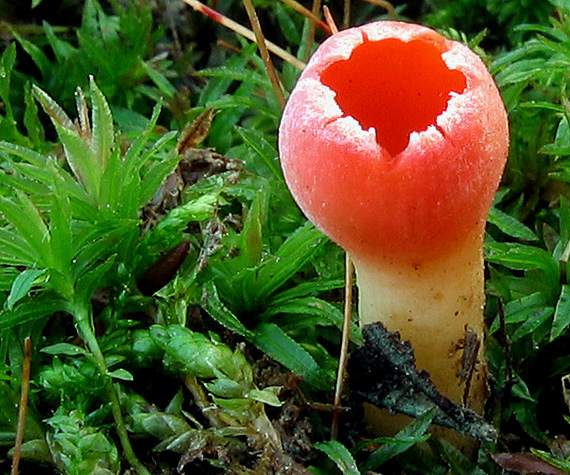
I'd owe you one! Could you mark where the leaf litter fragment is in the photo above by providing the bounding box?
[490,453,569,475]
[142,109,242,232]
[137,240,191,295]
[349,322,497,442]
[141,324,311,474]
[176,108,217,153]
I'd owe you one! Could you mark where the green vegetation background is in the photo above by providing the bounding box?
[1,0,570,473]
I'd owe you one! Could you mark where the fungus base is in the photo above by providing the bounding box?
[352,232,488,450]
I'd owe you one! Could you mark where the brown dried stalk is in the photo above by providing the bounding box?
[323,6,339,35]
[304,0,323,61]
[11,338,32,475]
[181,0,305,71]
[364,0,397,19]
[343,0,351,29]
[331,255,354,440]
[242,0,286,109]
[279,0,331,34]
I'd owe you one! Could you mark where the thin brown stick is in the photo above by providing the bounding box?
[331,254,354,440]
[217,39,242,54]
[242,0,286,109]
[279,0,331,34]
[181,0,306,71]
[11,338,32,475]
[363,0,397,19]
[323,6,339,35]
[304,0,322,62]
[343,0,351,29]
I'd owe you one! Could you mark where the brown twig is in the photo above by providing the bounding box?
[242,0,286,109]
[217,39,241,54]
[181,0,306,71]
[331,254,354,440]
[11,338,32,475]
[310,402,348,414]
[343,0,351,29]
[304,0,322,61]
[279,0,331,34]
[362,0,397,19]
[323,6,339,35]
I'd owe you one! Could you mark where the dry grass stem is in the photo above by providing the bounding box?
[323,6,339,35]
[363,0,397,19]
[217,39,242,54]
[242,0,286,109]
[181,0,306,70]
[279,0,331,34]
[331,254,354,440]
[304,0,322,61]
[11,338,32,475]
[343,0,351,29]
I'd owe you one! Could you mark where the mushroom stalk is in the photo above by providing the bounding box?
[354,230,487,410]
[278,21,509,448]
[354,233,488,450]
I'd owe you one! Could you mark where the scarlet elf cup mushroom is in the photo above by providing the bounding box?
[278,21,509,441]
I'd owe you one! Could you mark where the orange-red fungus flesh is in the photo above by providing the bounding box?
[279,22,509,450]
[320,38,466,156]
[279,21,509,266]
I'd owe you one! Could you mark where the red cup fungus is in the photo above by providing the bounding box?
[279,21,509,449]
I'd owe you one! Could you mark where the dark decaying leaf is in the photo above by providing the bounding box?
[178,148,243,186]
[490,453,568,475]
[349,322,497,442]
[141,107,241,233]
[176,431,312,475]
[142,171,185,232]
[175,107,242,187]
[137,240,190,295]
[176,108,217,153]
[253,356,314,463]
[142,147,242,231]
